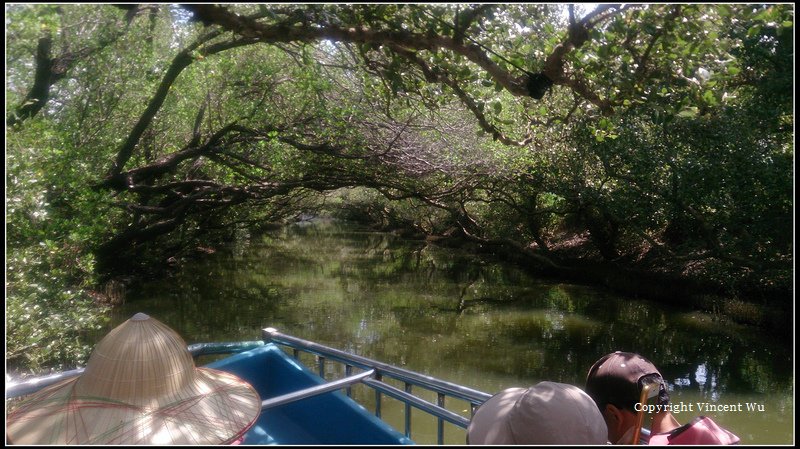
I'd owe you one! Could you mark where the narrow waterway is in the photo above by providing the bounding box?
[105,220,793,444]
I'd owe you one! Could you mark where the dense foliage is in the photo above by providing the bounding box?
[5,4,793,372]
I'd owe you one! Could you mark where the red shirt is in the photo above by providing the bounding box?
[647,416,739,445]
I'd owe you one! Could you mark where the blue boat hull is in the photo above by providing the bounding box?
[206,343,414,445]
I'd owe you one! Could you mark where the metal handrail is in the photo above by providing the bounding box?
[262,369,375,410]
[5,341,265,400]
[187,340,265,357]
[6,368,85,399]
[361,378,471,428]
[263,327,492,443]
[263,328,492,405]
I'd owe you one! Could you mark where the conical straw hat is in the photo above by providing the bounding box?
[7,313,261,445]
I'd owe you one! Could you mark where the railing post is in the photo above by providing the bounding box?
[404,382,413,438]
[318,355,326,379]
[346,365,353,397]
[375,372,382,418]
[437,392,445,445]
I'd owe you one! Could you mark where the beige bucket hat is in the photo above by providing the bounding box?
[467,381,608,445]
[6,313,261,445]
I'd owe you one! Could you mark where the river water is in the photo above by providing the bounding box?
[105,220,793,444]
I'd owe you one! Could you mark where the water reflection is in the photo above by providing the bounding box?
[108,220,793,444]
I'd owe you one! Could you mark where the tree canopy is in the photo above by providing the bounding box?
[5,4,793,371]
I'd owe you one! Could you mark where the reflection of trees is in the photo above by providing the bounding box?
[117,220,791,400]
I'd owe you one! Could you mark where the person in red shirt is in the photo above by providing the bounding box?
[585,351,739,445]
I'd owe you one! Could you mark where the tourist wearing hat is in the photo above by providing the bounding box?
[7,313,262,445]
[466,381,609,445]
[585,351,739,445]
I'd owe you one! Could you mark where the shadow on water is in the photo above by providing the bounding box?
[106,219,792,444]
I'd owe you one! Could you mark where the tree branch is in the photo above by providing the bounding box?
[100,121,243,190]
[8,9,133,128]
[7,34,54,127]
[183,4,531,96]
[392,45,534,146]
[180,4,632,116]
[453,4,494,44]
[105,30,260,179]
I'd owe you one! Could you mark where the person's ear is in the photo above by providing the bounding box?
[603,404,628,444]
[603,404,622,423]
[603,403,627,434]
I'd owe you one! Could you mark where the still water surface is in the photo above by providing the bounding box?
[106,220,793,444]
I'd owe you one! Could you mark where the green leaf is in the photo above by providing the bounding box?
[703,90,717,105]
[493,102,502,114]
